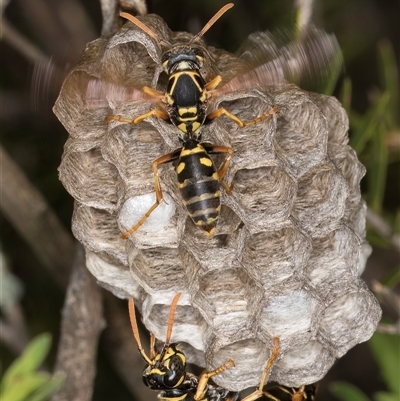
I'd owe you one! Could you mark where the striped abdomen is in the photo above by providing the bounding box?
[176,140,221,237]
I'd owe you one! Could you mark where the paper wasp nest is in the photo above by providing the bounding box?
[54,14,381,390]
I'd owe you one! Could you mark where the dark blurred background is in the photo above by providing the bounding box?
[1,0,399,400]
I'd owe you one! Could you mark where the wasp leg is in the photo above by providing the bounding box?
[121,149,181,239]
[142,86,165,97]
[206,106,279,128]
[260,393,280,401]
[106,108,170,126]
[194,359,235,401]
[262,385,305,401]
[202,144,234,195]
[240,338,280,401]
[205,75,222,91]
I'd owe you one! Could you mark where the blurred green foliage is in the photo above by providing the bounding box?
[330,332,400,401]
[331,37,399,401]
[0,334,64,401]
[348,41,399,216]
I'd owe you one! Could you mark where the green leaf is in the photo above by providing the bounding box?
[339,76,352,113]
[0,334,52,394]
[367,120,389,212]
[394,209,400,233]
[26,373,65,401]
[374,392,400,401]
[349,91,390,155]
[0,373,50,401]
[382,266,400,288]
[330,381,372,401]
[377,40,399,129]
[366,231,391,249]
[369,332,400,395]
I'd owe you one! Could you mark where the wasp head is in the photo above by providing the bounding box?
[162,46,205,75]
[143,344,187,390]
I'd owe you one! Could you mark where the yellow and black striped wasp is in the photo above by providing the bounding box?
[94,3,342,238]
[128,293,281,401]
[263,383,318,401]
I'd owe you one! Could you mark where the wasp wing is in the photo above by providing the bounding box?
[215,25,343,95]
[85,79,166,110]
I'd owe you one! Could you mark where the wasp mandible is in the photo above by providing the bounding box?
[128,293,281,401]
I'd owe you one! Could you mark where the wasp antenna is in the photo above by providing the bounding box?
[159,293,182,362]
[190,3,234,44]
[120,12,172,47]
[149,332,157,360]
[165,292,182,344]
[128,298,153,365]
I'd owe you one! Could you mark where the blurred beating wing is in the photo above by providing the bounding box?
[216,25,343,95]
[85,79,166,110]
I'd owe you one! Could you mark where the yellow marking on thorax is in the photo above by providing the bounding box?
[176,119,202,133]
[177,123,187,132]
[192,122,201,132]
[168,71,203,94]
[178,107,197,117]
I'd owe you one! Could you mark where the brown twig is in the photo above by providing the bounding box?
[0,145,74,287]
[1,17,49,64]
[100,0,148,35]
[0,146,148,401]
[51,244,104,401]
[372,280,400,335]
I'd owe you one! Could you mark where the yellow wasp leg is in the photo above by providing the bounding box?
[121,149,180,239]
[206,106,279,128]
[142,86,165,97]
[106,108,170,126]
[262,386,304,401]
[193,359,235,401]
[205,75,222,91]
[240,338,280,401]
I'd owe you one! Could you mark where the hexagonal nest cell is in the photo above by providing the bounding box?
[54,13,381,391]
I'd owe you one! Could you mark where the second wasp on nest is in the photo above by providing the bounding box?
[55,3,381,392]
[129,293,317,401]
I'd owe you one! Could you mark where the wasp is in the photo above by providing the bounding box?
[263,383,318,401]
[128,293,281,401]
[99,3,342,238]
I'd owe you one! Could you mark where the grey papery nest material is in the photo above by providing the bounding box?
[54,14,381,390]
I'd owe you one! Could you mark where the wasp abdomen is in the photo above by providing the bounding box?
[176,140,221,237]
